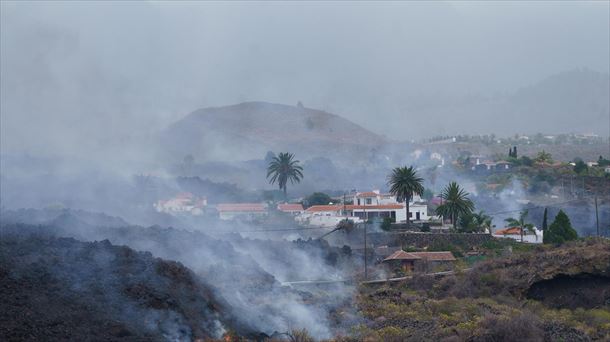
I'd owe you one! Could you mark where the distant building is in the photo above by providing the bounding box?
[350,190,429,222]
[154,192,207,216]
[383,250,456,273]
[217,203,268,221]
[277,203,304,215]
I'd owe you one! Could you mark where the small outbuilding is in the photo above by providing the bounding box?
[383,250,456,273]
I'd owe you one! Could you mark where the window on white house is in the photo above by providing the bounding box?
[366,198,372,205]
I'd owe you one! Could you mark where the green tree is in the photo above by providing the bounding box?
[535,150,553,164]
[266,152,304,200]
[573,159,588,174]
[303,192,332,207]
[544,210,578,244]
[542,207,548,231]
[435,182,475,229]
[458,210,492,233]
[387,166,424,226]
[505,210,536,243]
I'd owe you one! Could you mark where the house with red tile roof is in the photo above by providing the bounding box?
[350,190,429,223]
[277,203,304,214]
[493,226,543,244]
[383,250,456,273]
[154,192,207,216]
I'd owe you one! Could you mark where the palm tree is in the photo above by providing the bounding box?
[435,181,475,229]
[266,152,303,200]
[505,209,536,242]
[472,210,493,234]
[387,166,424,226]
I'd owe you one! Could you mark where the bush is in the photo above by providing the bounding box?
[380,217,394,231]
[477,311,544,341]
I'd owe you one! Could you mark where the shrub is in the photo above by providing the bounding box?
[477,311,544,341]
[380,217,394,231]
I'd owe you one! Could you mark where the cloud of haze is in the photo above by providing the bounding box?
[1,1,609,159]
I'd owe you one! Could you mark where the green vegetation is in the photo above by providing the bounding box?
[544,210,578,244]
[573,159,588,174]
[542,207,548,231]
[387,166,424,226]
[534,150,553,164]
[266,152,304,200]
[458,210,492,233]
[435,182,475,229]
[353,239,610,341]
[380,217,394,231]
[303,192,332,207]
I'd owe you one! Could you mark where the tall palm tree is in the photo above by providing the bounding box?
[505,209,536,242]
[387,166,424,226]
[266,152,303,200]
[435,181,475,229]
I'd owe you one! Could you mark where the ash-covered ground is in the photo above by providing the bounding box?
[0,208,364,340]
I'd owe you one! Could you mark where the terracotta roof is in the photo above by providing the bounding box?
[356,191,378,198]
[217,203,267,212]
[383,250,456,262]
[383,250,422,261]
[305,205,342,212]
[277,203,304,212]
[494,227,523,235]
[347,204,404,210]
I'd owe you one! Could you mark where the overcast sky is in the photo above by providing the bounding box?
[1,1,609,157]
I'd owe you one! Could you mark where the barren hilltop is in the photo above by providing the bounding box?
[158,101,390,162]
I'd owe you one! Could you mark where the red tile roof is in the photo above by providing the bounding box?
[356,191,378,198]
[383,250,456,262]
[277,203,304,212]
[305,205,342,212]
[494,227,522,235]
[347,204,404,210]
[383,250,421,261]
[217,203,267,212]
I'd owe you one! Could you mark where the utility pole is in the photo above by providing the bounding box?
[363,223,368,280]
[595,195,600,237]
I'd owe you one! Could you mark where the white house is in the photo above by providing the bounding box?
[349,190,430,222]
[154,192,207,216]
[493,226,543,244]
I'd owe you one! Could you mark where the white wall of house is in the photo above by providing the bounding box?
[219,211,267,221]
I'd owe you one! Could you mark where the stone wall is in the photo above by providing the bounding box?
[368,232,494,249]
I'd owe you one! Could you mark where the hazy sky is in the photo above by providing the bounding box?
[1,1,609,157]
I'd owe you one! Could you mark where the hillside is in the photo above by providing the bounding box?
[158,101,390,162]
[357,239,610,341]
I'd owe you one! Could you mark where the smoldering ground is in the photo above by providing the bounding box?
[0,208,363,339]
